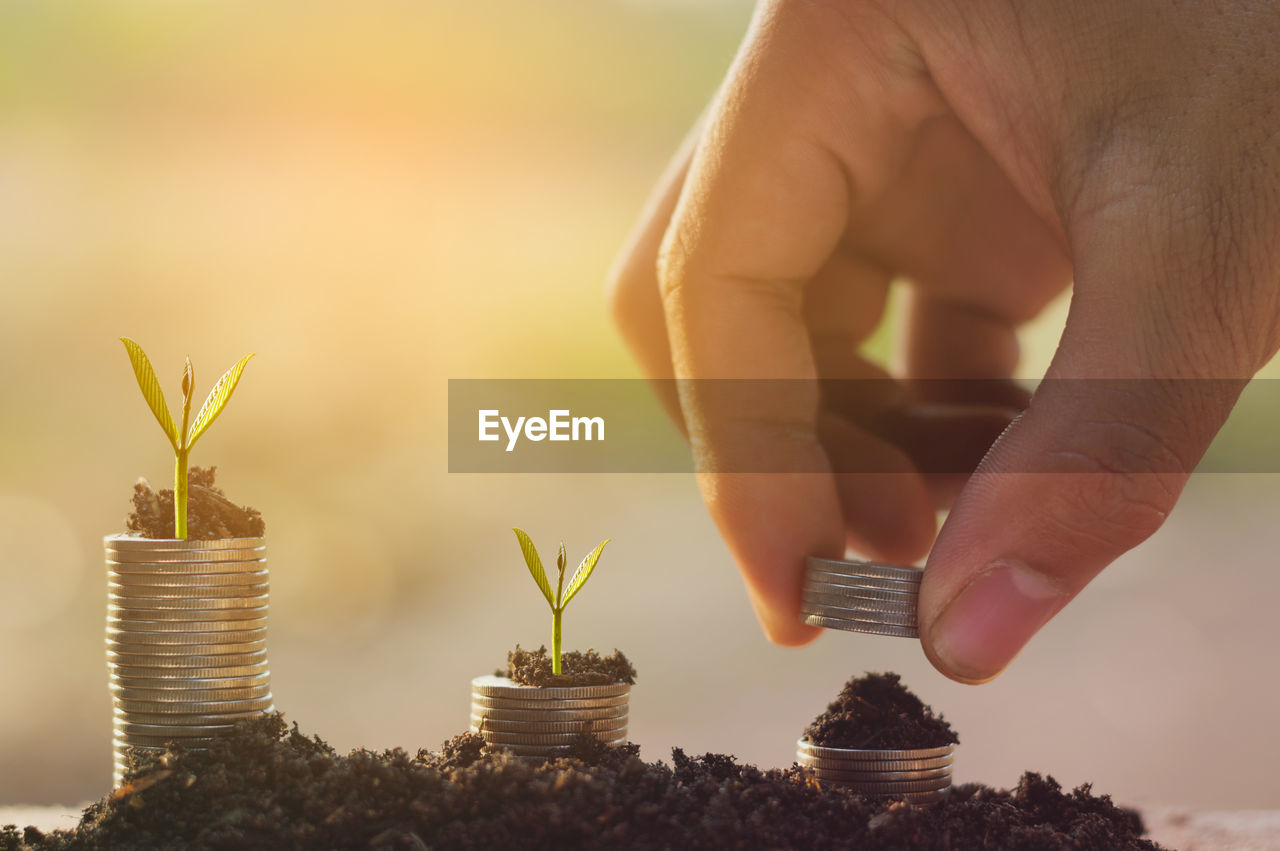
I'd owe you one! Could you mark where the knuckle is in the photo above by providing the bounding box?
[1037,422,1185,555]
[1045,469,1173,555]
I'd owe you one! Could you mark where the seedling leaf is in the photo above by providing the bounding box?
[514,528,555,607]
[120,337,179,450]
[561,538,609,608]
[186,352,254,449]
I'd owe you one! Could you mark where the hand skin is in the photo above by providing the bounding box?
[607,0,1280,683]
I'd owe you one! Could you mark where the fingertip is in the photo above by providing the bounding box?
[920,636,1003,685]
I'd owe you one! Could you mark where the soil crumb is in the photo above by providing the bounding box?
[125,467,264,540]
[501,644,636,687]
[1,714,1157,850]
[804,672,958,750]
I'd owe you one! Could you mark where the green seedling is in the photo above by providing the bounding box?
[120,337,254,539]
[513,528,610,675]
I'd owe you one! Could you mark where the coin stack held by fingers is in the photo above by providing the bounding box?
[800,556,921,638]
[105,535,273,787]
[469,675,629,758]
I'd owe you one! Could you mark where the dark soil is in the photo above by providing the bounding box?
[804,672,959,750]
[1,714,1157,850]
[125,467,264,540]
[500,645,636,687]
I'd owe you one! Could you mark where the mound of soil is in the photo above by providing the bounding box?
[125,467,264,540]
[0,715,1156,850]
[500,645,636,687]
[804,672,958,750]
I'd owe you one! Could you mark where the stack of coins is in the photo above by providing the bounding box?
[469,675,629,758]
[795,739,956,804]
[800,557,921,638]
[105,535,273,787]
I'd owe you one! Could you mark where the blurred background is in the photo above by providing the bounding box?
[1,0,1277,818]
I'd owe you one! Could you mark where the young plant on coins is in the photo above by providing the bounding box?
[467,528,637,758]
[120,336,254,539]
[106,338,274,789]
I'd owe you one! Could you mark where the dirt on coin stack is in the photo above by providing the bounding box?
[801,556,921,637]
[798,672,960,804]
[104,534,273,787]
[470,675,630,757]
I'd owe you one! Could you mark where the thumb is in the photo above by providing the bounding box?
[918,211,1266,683]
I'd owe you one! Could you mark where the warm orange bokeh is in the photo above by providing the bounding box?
[0,1,1276,813]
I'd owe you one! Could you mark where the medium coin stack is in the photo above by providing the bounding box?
[796,739,956,804]
[470,675,629,758]
[800,556,921,638]
[105,534,273,787]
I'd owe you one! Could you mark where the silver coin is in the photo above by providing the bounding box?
[108,558,267,573]
[470,715,628,734]
[108,569,270,587]
[475,729,627,746]
[800,614,920,638]
[108,582,270,599]
[108,603,268,621]
[797,740,954,760]
[798,591,921,616]
[815,776,953,794]
[114,694,275,713]
[107,592,269,610]
[108,547,267,560]
[106,628,267,645]
[110,682,271,701]
[108,651,269,669]
[468,705,630,723]
[800,582,917,604]
[471,693,630,711]
[108,663,271,679]
[797,753,953,772]
[114,721,240,737]
[108,610,268,626]
[482,738,627,756]
[111,737,166,751]
[471,675,631,700]
[105,535,265,551]
[806,557,923,583]
[119,734,219,748]
[900,791,944,805]
[110,673,271,690]
[107,639,267,656]
[821,781,945,804]
[106,616,268,634]
[117,701,272,721]
[799,604,919,628]
[804,570,921,592]
[800,765,951,782]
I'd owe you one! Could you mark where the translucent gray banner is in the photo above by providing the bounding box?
[448,378,1280,473]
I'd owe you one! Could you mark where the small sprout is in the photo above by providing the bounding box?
[513,528,610,676]
[120,338,254,539]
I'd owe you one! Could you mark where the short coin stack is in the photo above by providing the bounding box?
[105,535,273,787]
[470,675,629,758]
[795,739,956,804]
[800,556,921,638]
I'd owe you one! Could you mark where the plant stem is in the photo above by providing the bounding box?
[552,608,562,675]
[174,449,189,539]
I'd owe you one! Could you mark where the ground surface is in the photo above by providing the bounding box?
[0,716,1159,850]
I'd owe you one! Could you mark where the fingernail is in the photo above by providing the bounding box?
[929,562,1066,682]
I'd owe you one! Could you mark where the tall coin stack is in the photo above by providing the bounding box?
[800,556,921,638]
[795,739,956,804]
[105,534,273,787]
[470,675,629,758]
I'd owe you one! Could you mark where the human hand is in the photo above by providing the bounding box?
[608,0,1280,681]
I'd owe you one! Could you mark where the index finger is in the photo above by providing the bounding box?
[658,3,923,643]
